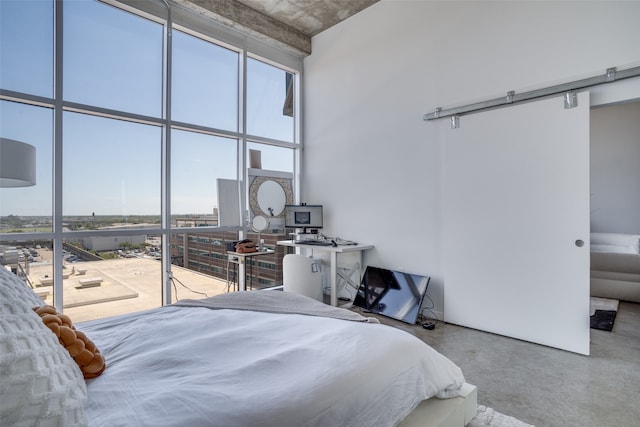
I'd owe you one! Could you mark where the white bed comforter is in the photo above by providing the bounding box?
[80,292,465,427]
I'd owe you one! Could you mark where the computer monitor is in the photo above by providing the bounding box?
[284,204,323,233]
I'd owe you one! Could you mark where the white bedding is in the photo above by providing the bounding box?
[80,293,465,427]
[591,232,640,254]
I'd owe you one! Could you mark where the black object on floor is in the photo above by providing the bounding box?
[590,309,617,332]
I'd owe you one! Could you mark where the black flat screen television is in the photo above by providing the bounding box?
[353,266,430,324]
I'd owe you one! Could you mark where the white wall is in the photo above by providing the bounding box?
[590,100,640,234]
[303,0,640,318]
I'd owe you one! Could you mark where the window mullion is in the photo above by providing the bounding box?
[161,4,172,306]
[238,49,248,239]
[52,0,64,311]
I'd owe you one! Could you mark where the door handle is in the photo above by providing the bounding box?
[575,239,584,247]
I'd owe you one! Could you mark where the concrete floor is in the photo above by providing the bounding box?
[368,302,640,427]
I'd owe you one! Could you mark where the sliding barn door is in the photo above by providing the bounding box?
[443,92,591,355]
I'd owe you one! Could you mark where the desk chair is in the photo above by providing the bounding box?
[283,254,323,302]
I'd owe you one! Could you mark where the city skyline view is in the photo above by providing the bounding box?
[0,0,300,327]
[1,0,297,220]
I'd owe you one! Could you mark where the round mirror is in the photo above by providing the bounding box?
[257,180,286,217]
[251,215,269,233]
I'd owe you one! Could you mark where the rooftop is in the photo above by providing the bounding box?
[27,248,227,323]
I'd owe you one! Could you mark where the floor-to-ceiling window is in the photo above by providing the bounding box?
[0,0,301,321]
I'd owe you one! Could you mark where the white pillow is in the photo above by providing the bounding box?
[0,267,46,307]
[590,244,638,254]
[590,233,640,254]
[0,267,88,426]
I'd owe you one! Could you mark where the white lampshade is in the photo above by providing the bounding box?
[0,138,36,187]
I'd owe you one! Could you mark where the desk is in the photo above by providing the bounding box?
[227,250,274,292]
[277,240,374,306]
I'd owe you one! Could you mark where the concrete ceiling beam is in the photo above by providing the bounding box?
[174,0,311,57]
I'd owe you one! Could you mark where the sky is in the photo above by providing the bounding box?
[0,0,295,217]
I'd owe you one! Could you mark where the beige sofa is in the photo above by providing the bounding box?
[590,232,640,303]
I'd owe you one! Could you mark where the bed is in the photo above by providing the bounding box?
[0,266,477,426]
